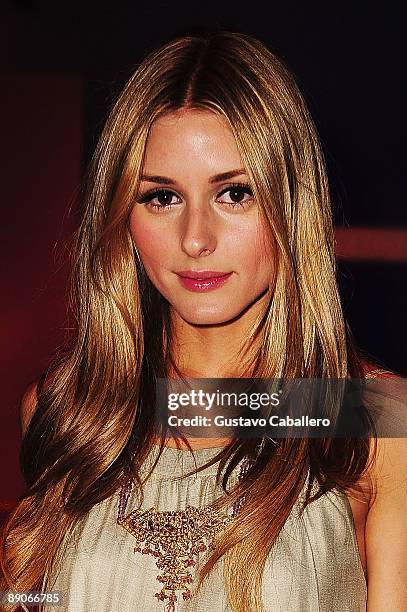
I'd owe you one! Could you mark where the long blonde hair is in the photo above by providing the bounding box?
[1,29,375,612]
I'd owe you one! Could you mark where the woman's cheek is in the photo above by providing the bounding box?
[130,215,171,269]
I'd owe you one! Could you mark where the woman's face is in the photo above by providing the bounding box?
[129,109,274,326]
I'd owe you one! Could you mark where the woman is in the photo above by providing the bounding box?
[1,29,406,612]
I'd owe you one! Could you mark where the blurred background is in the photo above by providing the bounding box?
[1,1,406,510]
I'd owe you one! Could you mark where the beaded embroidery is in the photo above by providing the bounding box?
[117,442,263,611]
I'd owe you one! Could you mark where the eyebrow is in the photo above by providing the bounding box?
[139,169,248,185]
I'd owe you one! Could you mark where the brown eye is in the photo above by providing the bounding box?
[154,191,175,207]
[217,184,254,208]
[227,187,249,203]
[137,188,180,211]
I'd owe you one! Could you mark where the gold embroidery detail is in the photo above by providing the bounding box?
[118,505,232,611]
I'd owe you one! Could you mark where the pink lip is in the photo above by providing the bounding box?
[176,271,233,292]
[176,270,232,279]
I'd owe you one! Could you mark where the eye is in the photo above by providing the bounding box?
[136,188,181,211]
[216,183,254,208]
[135,182,254,212]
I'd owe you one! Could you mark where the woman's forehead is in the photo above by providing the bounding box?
[142,110,244,179]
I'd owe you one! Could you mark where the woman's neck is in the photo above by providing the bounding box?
[158,302,268,449]
[167,294,267,379]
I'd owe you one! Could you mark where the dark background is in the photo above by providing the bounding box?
[1,1,406,505]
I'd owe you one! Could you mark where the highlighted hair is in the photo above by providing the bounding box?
[1,29,377,612]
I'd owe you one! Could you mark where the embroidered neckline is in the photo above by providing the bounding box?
[117,444,261,611]
[118,504,232,610]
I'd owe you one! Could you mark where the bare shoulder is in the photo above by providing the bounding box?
[366,436,407,505]
[362,436,407,608]
[360,367,407,608]
[20,379,40,436]
[361,364,407,502]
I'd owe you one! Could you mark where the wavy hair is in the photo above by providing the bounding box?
[1,28,379,612]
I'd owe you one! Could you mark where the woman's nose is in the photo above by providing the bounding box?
[179,203,217,259]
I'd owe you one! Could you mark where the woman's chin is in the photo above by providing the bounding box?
[175,305,241,326]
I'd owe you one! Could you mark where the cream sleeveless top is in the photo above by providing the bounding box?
[43,445,367,612]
